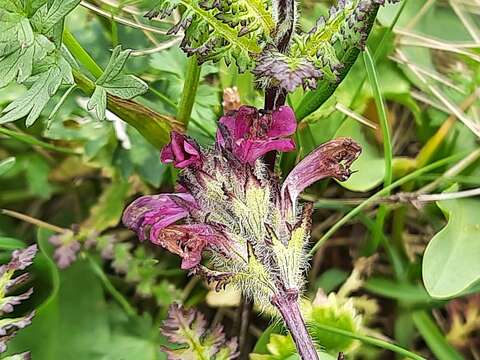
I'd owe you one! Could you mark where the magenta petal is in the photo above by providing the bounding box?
[233,106,256,138]
[238,138,296,164]
[268,106,297,138]
[216,105,297,164]
[217,106,256,146]
[122,193,195,241]
[161,131,202,168]
[281,138,361,209]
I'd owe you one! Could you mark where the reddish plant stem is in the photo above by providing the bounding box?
[271,291,319,360]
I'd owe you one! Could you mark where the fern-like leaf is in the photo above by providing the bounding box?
[146,0,274,71]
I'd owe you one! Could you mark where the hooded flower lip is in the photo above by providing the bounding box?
[217,105,296,164]
[122,193,196,242]
[160,131,202,168]
[122,193,229,269]
[281,138,362,209]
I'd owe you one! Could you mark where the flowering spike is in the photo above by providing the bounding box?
[123,106,361,360]
[0,245,37,357]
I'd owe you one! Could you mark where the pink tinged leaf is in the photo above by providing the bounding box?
[152,224,229,270]
[281,138,361,208]
[217,105,297,164]
[122,193,196,241]
[160,131,202,168]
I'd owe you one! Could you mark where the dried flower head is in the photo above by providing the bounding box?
[222,87,242,113]
[123,106,361,310]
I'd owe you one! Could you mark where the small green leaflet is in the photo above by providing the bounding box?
[0,0,79,126]
[87,46,148,120]
[0,34,54,88]
[0,0,24,13]
[0,57,73,126]
[31,0,81,33]
[88,86,108,121]
[0,12,34,58]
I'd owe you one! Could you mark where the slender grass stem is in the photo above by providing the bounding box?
[411,311,465,360]
[312,323,426,360]
[363,46,393,253]
[1,209,69,234]
[363,47,393,188]
[0,126,81,155]
[86,254,136,317]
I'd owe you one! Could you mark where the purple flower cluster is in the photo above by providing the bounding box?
[123,105,360,274]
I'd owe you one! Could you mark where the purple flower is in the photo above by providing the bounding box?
[152,224,229,270]
[123,193,231,269]
[281,138,362,212]
[160,131,202,168]
[217,105,296,164]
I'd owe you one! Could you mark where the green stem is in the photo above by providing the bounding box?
[363,47,392,188]
[312,324,426,360]
[411,311,465,360]
[63,29,103,79]
[309,151,468,254]
[363,46,393,254]
[177,55,202,126]
[86,255,136,317]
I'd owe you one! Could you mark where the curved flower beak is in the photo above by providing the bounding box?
[217,105,296,164]
[281,138,361,210]
[161,131,202,168]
